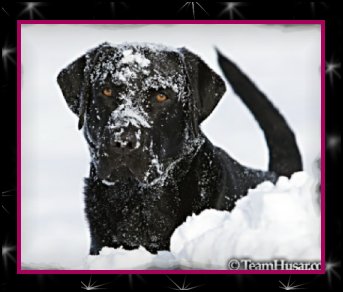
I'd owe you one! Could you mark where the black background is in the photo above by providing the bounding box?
[1,2,341,291]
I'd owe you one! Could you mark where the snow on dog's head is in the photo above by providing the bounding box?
[57,42,226,185]
[84,43,194,184]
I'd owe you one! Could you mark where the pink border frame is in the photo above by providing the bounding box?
[16,20,326,275]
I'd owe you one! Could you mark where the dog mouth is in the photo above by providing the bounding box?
[101,164,139,185]
[95,148,160,184]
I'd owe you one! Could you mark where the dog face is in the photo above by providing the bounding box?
[57,43,226,184]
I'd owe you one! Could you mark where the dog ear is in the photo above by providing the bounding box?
[180,48,226,124]
[57,55,87,117]
[57,44,110,129]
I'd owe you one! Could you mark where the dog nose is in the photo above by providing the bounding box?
[111,130,138,151]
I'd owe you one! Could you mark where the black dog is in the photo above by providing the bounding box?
[57,43,302,254]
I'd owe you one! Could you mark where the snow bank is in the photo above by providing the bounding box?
[171,172,320,269]
[85,246,177,270]
[84,172,320,270]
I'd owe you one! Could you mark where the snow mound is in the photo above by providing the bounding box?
[171,171,320,269]
[85,246,177,270]
[83,172,320,270]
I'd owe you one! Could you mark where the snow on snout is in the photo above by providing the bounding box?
[106,99,150,150]
[109,104,151,129]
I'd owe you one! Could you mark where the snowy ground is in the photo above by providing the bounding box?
[21,24,321,269]
[82,172,320,270]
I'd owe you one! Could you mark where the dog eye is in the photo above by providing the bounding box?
[102,87,113,97]
[155,93,168,103]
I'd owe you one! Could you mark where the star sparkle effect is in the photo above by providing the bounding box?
[2,44,16,74]
[279,276,306,290]
[218,2,244,19]
[18,2,44,19]
[1,6,10,16]
[327,133,341,152]
[2,241,16,272]
[167,276,202,291]
[178,2,209,19]
[2,189,15,214]
[116,274,146,289]
[326,258,341,287]
[81,277,108,291]
[296,2,328,16]
[108,2,128,16]
[128,274,145,289]
[309,2,328,15]
[326,60,341,87]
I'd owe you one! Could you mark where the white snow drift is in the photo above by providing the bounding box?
[83,172,320,270]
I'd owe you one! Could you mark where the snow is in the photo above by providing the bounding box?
[86,42,186,98]
[113,67,136,82]
[119,49,151,67]
[109,102,151,129]
[143,136,205,186]
[142,73,185,95]
[77,172,319,270]
[21,171,320,270]
[21,24,321,270]
[170,172,320,269]
[85,246,177,270]
[145,141,164,180]
[102,179,115,186]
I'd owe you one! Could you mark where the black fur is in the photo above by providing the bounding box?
[57,43,302,254]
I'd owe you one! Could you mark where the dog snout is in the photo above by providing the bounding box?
[110,128,140,152]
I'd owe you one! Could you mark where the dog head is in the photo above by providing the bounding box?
[57,43,226,184]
